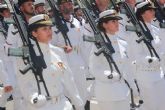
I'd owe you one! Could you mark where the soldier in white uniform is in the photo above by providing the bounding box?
[52,0,90,103]
[89,9,139,110]
[4,0,35,110]
[74,6,85,26]
[5,0,35,48]
[34,0,47,14]
[15,14,84,110]
[73,5,94,71]
[126,1,165,110]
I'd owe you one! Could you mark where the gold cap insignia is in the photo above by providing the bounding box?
[44,15,50,21]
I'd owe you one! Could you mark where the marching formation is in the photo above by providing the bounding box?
[0,0,165,110]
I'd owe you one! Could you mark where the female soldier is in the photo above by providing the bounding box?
[89,9,138,110]
[126,1,165,110]
[15,14,84,110]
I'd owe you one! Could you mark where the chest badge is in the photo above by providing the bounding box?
[57,62,66,70]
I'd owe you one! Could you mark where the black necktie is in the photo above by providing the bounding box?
[63,17,75,28]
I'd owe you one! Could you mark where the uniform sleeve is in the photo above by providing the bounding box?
[4,24,22,55]
[5,24,18,45]
[0,60,11,86]
[51,45,84,107]
[61,64,84,108]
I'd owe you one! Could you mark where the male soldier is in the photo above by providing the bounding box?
[5,0,35,49]
[74,5,85,26]
[52,0,91,109]
[73,5,94,64]
[34,0,47,14]
[4,0,35,110]
[73,5,95,110]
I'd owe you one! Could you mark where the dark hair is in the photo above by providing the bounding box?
[18,0,34,7]
[28,24,51,40]
[98,18,117,32]
[28,24,50,32]
[135,2,156,21]
[57,0,72,5]
[0,8,8,13]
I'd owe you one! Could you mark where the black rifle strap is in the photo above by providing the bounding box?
[61,18,73,47]
[102,32,114,73]
[140,20,160,60]
[121,1,160,60]
[63,32,72,47]
[103,32,124,79]
[140,20,154,41]
[104,33,136,109]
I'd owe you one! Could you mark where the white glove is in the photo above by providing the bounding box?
[145,56,159,64]
[30,93,47,107]
[151,57,159,62]
[145,56,153,63]
[105,71,120,80]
